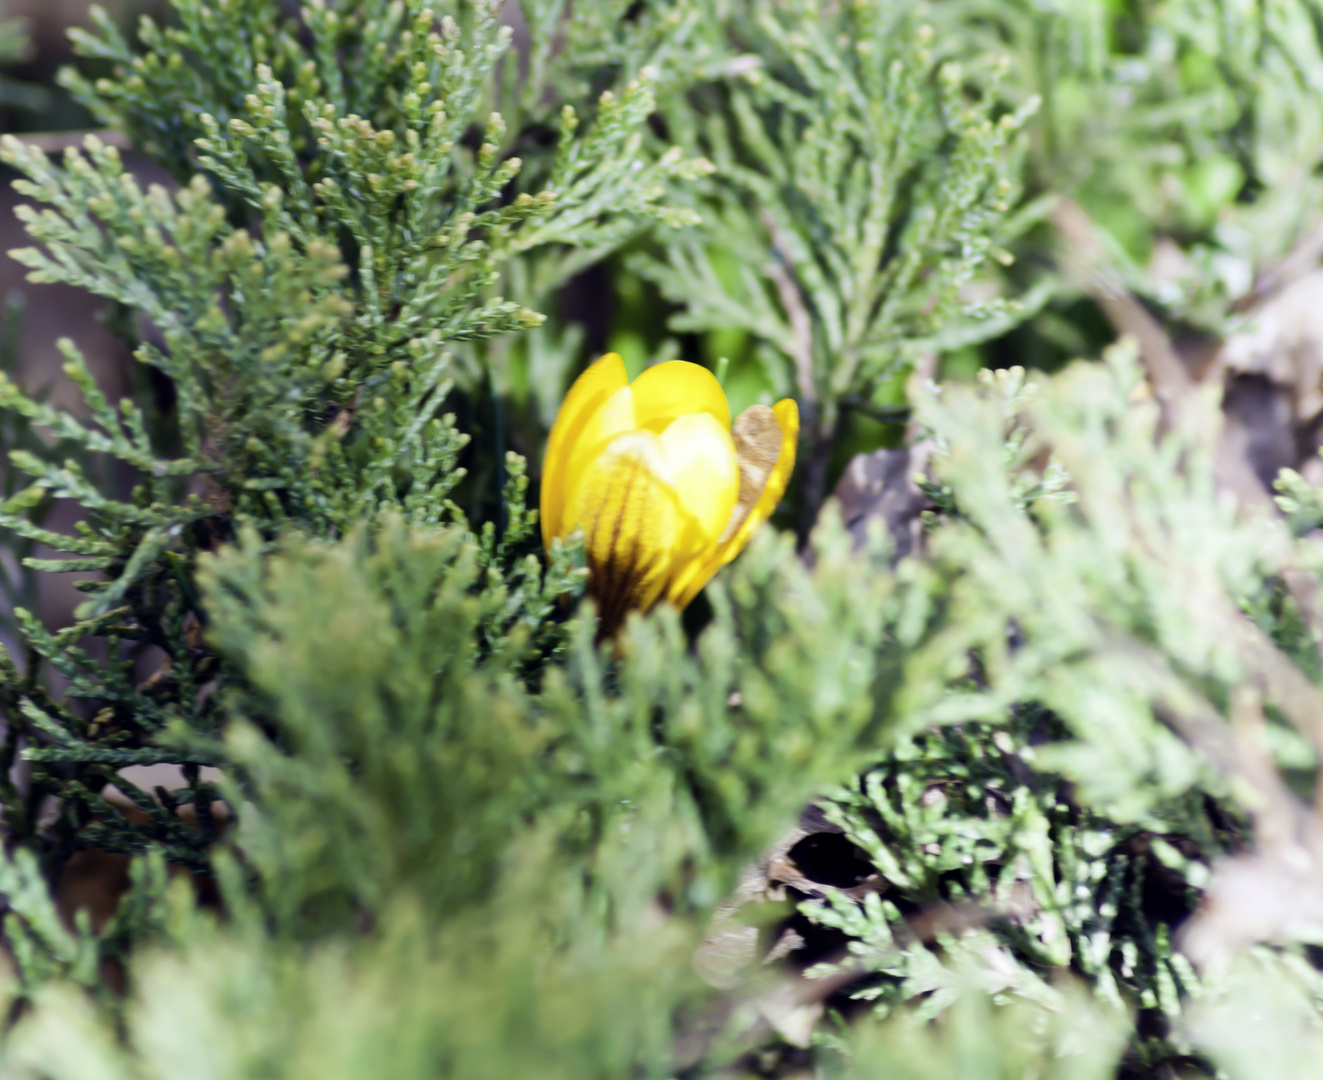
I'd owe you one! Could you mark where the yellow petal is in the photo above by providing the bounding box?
[563,430,680,636]
[630,361,731,435]
[560,384,637,531]
[659,412,739,558]
[541,353,629,547]
[667,398,799,609]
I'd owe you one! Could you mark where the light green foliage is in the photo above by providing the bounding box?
[0,888,695,1080]
[652,10,1029,375]
[795,353,1323,1071]
[5,344,1322,1075]
[0,845,173,1004]
[199,514,577,933]
[908,352,1290,816]
[808,719,1212,1020]
[804,725,1236,1075]
[831,977,1127,1080]
[1184,953,1323,1080]
[198,508,918,937]
[0,925,1128,1080]
[944,0,1323,331]
[1275,464,1323,536]
[918,365,1075,517]
[0,848,99,997]
[0,20,28,68]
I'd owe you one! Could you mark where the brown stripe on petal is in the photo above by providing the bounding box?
[578,436,678,639]
[595,461,641,635]
[720,405,783,544]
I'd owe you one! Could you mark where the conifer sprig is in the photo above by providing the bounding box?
[636,0,1042,530]
[0,0,708,885]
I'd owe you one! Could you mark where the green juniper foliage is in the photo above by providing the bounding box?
[800,354,1323,1074]
[0,296,92,648]
[0,19,49,114]
[937,0,1323,349]
[0,0,705,874]
[634,0,1042,532]
[4,0,1323,1078]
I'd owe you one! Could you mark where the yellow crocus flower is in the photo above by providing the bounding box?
[541,353,798,635]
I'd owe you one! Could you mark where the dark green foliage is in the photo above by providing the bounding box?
[0,295,88,646]
[0,0,705,880]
